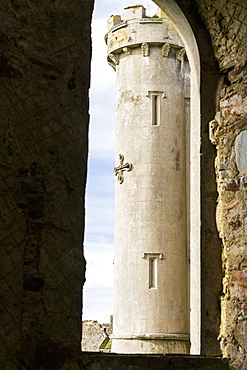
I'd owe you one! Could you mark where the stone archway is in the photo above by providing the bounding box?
[153,0,201,355]
[154,0,222,356]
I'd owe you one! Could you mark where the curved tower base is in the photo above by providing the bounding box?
[111,334,190,354]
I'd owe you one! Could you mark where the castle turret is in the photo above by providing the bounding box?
[106,5,190,354]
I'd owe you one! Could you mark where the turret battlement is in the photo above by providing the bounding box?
[106,4,184,70]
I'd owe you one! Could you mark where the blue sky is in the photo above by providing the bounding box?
[83,1,158,324]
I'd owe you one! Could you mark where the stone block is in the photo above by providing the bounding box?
[229,269,247,298]
[234,321,247,351]
[235,130,247,175]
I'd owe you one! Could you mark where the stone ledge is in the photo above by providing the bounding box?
[81,352,230,369]
[111,333,190,340]
[139,19,163,24]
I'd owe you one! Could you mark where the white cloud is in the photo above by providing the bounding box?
[93,0,158,20]
[82,287,114,323]
[85,246,114,289]
[89,18,116,159]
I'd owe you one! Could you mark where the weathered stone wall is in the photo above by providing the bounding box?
[81,320,112,352]
[210,58,247,367]
[0,0,93,369]
[193,1,247,369]
[162,1,246,367]
[196,0,246,71]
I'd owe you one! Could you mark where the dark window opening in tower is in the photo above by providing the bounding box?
[149,258,158,289]
[152,94,160,126]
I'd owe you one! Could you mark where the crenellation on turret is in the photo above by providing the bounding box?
[107,15,122,31]
[123,4,146,20]
[106,5,185,64]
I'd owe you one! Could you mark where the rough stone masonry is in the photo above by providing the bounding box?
[0,0,93,368]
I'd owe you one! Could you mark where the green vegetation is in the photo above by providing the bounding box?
[105,341,112,350]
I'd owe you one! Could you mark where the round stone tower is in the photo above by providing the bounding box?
[106,5,190,354]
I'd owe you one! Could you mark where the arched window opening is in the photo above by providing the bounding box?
[83,0,221,357]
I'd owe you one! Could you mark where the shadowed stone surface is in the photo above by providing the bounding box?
[81,353,229,370]
[0,0,94,368]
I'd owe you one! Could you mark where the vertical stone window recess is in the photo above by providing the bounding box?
[152,95,160,126]
[149,258,157,288]
[142,253,164,289]
[146,91,166,126]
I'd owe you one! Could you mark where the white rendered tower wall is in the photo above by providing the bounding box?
[106,5,190,354]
